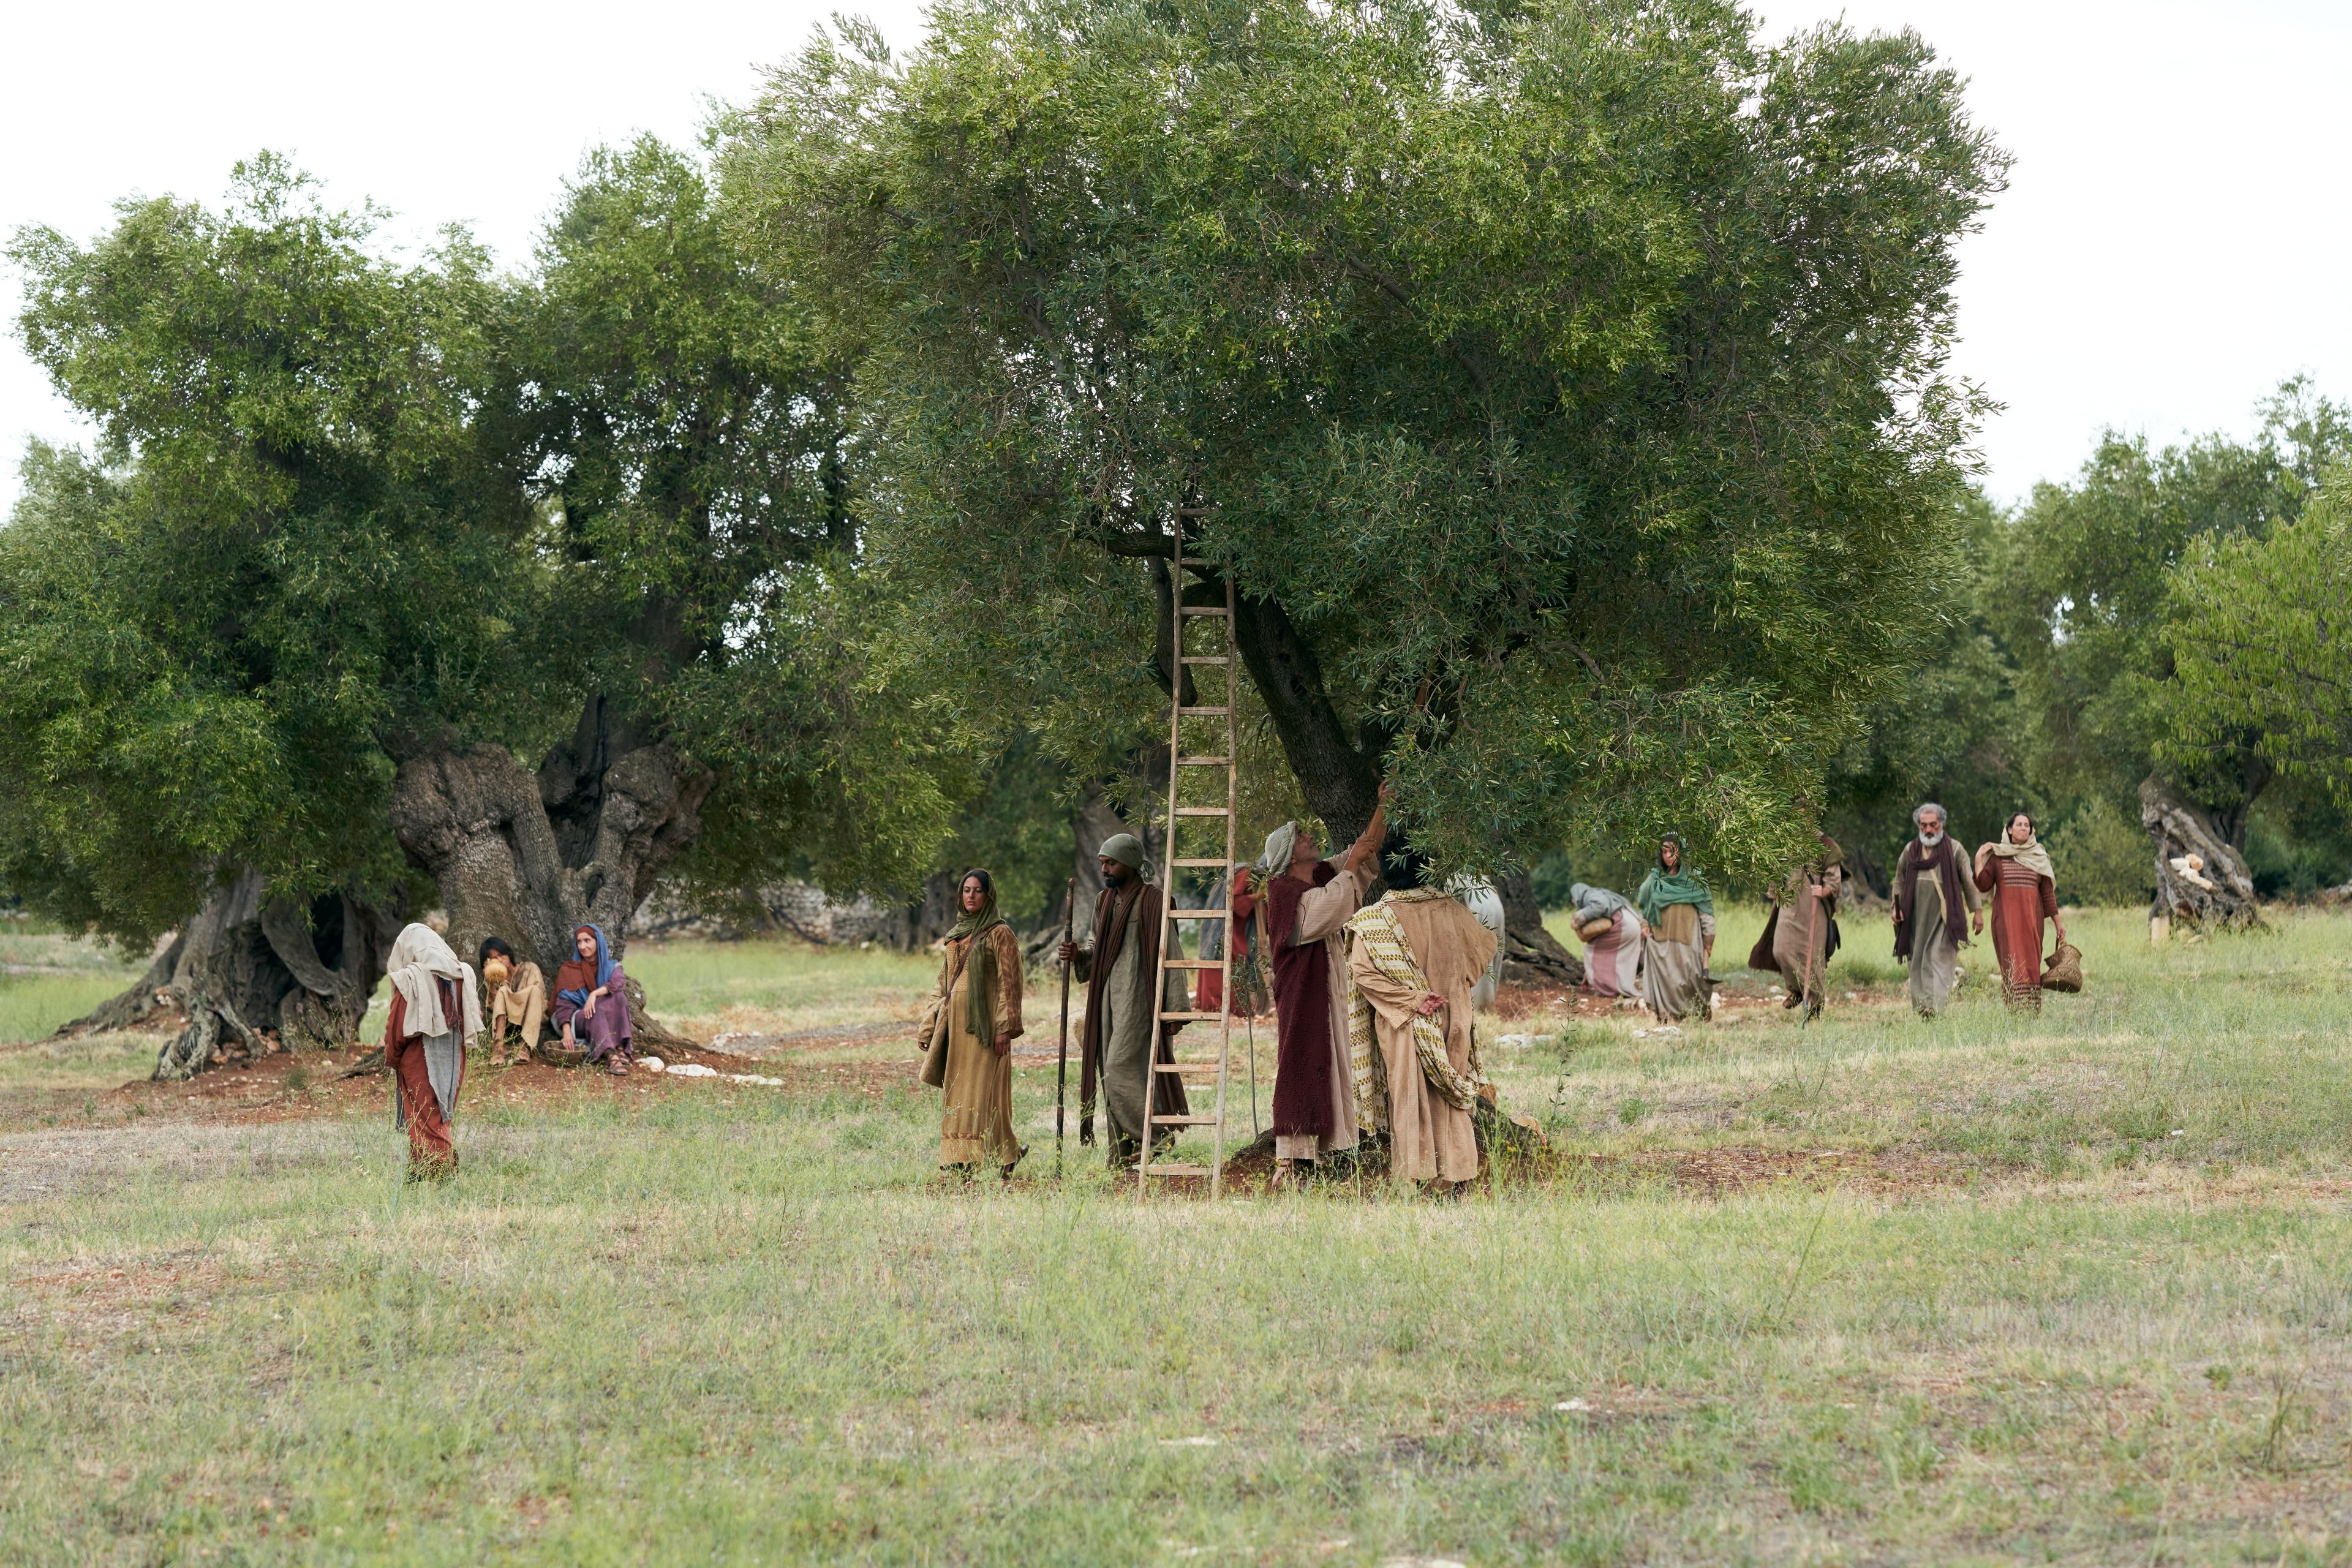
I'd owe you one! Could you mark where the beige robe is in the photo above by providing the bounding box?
[486,961,546,1060]
[937,925,1025,1166]
[1771,864,1842,1007]
[1348,896,1496,1185]
[1904,859,1980,1016]
[1638,904,1715,1023]
[1275,861,1370,1162]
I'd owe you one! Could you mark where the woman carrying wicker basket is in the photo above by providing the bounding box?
[1973,812,2068,1013]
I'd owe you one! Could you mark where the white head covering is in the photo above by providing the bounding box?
[386,922,483,1041]
[1253,821,1301,877]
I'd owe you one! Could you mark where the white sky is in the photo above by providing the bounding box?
[4,1,2348,513]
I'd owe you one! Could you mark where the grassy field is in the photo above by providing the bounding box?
[2,908,2348,1564]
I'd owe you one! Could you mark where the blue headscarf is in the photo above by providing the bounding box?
[556,922,617,1008]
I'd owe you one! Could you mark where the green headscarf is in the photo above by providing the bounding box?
[1635,833,1715,927]
[946,869,1007,1038]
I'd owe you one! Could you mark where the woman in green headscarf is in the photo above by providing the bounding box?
[929,869,1026,1176]
[1636,833,1717,1023]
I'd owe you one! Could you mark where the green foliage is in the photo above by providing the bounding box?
[2042,795,2154,907]
[729,0,2009,886]
[2,145,961,941]
[2165,470,2352,816]
[1997,380,2352,824]
[1,159,524,941]
[1822,487,2035,888]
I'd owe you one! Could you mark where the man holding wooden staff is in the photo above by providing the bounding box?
[1058,832,1190,1169]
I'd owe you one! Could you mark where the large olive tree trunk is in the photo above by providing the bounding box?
[66,870,397,1079]
[2141,775,2262,932]
[390,704,712,1049]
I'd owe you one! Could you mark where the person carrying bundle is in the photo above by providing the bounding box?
[1570,882,1641,997]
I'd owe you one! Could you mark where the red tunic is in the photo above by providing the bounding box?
[1974,856,2057,1000]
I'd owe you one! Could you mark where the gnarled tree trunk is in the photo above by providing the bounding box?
[66,870,396,1080]
[390,708,712,1050]
[2141,775,2261,933]
[1494,870,1586,989]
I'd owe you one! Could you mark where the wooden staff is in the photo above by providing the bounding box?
[1055,875,1076,1173]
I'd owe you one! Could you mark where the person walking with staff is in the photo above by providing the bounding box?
[1763,833,1844,1021]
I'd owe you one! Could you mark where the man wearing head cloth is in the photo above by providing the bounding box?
[1891,801,1981,1016]
[1058,830,1193,1166]
[1252,785,1389,1188]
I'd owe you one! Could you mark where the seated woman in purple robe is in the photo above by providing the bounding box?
[553,922,633,1075]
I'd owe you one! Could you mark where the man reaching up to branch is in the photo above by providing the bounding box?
[1256,783,1389,1189]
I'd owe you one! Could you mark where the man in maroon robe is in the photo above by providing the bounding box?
[1259,785,1388,1188]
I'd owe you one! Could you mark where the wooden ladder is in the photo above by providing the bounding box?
[1142,536,1237,1198]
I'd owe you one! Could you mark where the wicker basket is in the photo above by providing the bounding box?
[1576,914,1615,943]
[2041,940,2083,993]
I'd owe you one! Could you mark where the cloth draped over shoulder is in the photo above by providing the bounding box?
[943,875,1008,1039]
[1076,878,1188,1140]
[1634,836,1714,928]
[1893,835,1972,961]
[1989,835,2057,881]
[1345,889,1486,1114]
[386,924,483,1043]
[555,922,619,1009]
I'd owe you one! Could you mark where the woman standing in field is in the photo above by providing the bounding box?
[1975,812,2064,1012]
[1636,834,1715,1022]
[1570,883,1642,997]
[932,869,1025,1178]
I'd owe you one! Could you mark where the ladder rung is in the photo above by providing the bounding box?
[1155,1062,1222,1073]
[1179,655,1229,664]
[1175,755,1231,766]
[1178,607,1228,617]
[1141,1163,1213,1176]
[1156,1009,1229,1020]
[1177,706,1233,716]
[1172,858,1232,867]
[1172,806,1229,817]
[1160,959,1226,970]
[1151,1114,1222,1126]
[1166,908,1231,919]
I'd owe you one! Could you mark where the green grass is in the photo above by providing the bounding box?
[3,913,2350,1564]
[0,930,149,1044]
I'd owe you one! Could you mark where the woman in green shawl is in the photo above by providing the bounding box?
[930,869,1027,1176]
[1636,834,1717,1022]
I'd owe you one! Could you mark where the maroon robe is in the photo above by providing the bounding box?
[1264,862,1340,1144]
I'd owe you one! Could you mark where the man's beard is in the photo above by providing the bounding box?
[1918,829,1945,846]
[1104,864,1133,887]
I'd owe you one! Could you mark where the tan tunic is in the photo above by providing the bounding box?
[937,925,1025,1166]
[486,960,546,1057]
[1771,864,1842,1005]
[1275,861,1370,1161]
[1348,897,1496,1185]
[1638,903,1715,1023]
